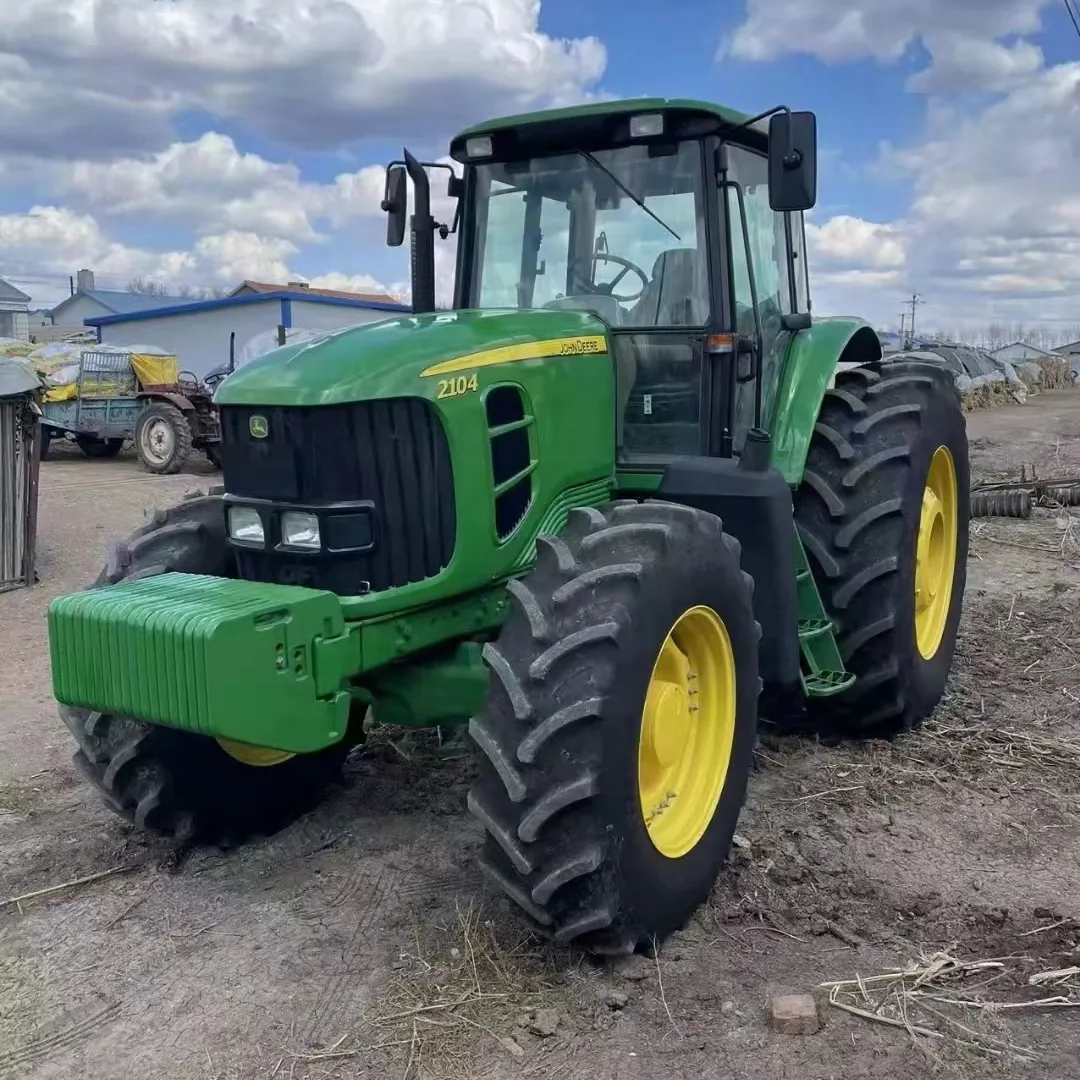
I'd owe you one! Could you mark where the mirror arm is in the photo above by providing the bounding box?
[726,104,800,169]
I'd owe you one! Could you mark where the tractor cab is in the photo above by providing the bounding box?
[384,100,818,459]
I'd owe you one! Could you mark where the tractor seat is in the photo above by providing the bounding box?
[627,248,707,328]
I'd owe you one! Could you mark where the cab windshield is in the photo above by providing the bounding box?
[465,141,708,328]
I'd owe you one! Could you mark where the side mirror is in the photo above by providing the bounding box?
[382,164,407,247]
[767,110,817,212]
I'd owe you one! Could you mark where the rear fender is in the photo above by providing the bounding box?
[139,391,194,412]
[768,317,882,485]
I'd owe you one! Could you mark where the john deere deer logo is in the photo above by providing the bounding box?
[249,415,269,439]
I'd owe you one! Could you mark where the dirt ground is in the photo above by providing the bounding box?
[2,395,1079,1080]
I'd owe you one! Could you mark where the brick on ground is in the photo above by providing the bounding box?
[769,994,820,1035]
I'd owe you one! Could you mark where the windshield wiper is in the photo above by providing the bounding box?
[576,150,681,242]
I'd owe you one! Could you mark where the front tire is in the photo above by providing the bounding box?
[468,500,761,954]
[794,361,969,738]
[60,492,348,845]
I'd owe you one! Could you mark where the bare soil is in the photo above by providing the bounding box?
[2,395,1079,1080]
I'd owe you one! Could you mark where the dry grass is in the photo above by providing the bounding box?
[1038,358,1075,391]
[715,585,1080,966]
[821,951,1080,1062]
[962,381,1022,413]
[752,589,1080,810]
[282,903,578,1079]
[1016,357,1074,394]
[965,357,1075,412]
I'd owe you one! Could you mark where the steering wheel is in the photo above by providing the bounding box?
[568,252,650,303]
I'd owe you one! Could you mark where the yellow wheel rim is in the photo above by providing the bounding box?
[637,605,737,860]
[216,738,295,767]
[914,445,959,660]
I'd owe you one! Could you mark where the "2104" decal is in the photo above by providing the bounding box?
[436,372,479,399]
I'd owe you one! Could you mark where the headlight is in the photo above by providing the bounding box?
[281,511,320,550]
[228,506,265,545]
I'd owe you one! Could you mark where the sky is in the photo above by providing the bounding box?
[0,0,1078,339]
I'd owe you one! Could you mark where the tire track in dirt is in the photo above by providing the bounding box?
[297,860,416,1044]
[296,831,482,1047]
[0,1000,120,1079]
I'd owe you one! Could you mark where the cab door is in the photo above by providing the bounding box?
[722,143,798,452]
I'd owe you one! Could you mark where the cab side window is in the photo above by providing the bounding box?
[723,145,792,446]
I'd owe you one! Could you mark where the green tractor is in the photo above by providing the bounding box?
[47,98,968,955]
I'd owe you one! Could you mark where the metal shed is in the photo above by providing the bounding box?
[0,358,43,592]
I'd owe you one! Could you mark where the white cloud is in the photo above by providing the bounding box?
[54,133,390,242]
[0,206,195,286]
[892,62,1080,328]
[723,0,1050,92]
[0,0,605,158]
[807,216,906,269]
[191,232,300,284]
[906,37,1044,94]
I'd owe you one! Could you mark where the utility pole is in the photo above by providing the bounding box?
[906,293,924,345]
[899,312,907,348]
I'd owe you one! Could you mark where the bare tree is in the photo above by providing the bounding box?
[127,279,230,301]
[127,276,171,296]
[969,322,1080,352]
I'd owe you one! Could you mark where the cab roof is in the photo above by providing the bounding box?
[450,98,769,162]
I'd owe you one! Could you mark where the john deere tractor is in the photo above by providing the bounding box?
[47,98,968,955]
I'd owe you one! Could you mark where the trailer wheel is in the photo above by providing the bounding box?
[77,436,124,459]
[468,500,760,954]
[39,427,52,460]
[136,401,193,474]
[794,360,970,738]
[59,492,349,846]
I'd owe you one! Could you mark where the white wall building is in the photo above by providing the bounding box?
[86,290,411,380]
[0,278,31,341]
[989,342,1061,364]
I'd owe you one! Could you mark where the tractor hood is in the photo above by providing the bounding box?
[213,308,609,408]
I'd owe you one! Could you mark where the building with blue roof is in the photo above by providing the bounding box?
[47,270,193,329]
[81,274,409,380]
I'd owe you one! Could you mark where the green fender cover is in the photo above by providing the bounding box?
[767,317,882,485]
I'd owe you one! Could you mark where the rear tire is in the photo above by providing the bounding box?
[135,401,192,474]
[468,500,760,954]
[39,426,52,460]
[794,361,969,738]
[60,491,348,845]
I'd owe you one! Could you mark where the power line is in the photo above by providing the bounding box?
[1064,0,1080,42]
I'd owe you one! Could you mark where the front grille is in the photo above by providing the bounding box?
[219,399,455,594]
